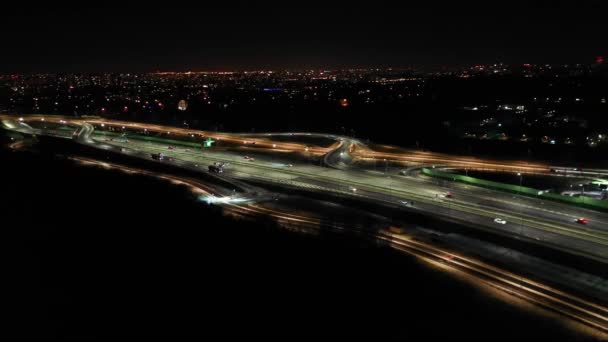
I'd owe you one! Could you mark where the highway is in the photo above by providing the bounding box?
[2,114,608,335]
[3,114,608,260]
[66,155,608,336]
[91,135,608,261]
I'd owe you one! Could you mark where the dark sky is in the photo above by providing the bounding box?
[2,1,607,72]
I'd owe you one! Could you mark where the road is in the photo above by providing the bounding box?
[94,136,608,262]
[65,155,608,336]
[3,114,608,261]
[3,114,608,334]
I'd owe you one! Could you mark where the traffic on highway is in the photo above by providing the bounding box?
[2,114,608,335]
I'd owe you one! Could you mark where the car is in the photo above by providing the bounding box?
[168,146,175,150]
[208,164,223,173]
[244,156,255,161]
[286,164,293,168]
[349,186,357,192]
[576,217,589,225]
[494,218,507,225]
[150,153,164,161]
[439,192,453,198]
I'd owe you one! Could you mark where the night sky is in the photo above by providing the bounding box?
[3,1,607,72]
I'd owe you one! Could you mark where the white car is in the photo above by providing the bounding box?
[349,186,357,193]
[494,218,507,225]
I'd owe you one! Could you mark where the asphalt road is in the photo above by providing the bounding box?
[3,115,608,335]
[92,137,608,261]
[65,155,608,336]
[4,114,608,262]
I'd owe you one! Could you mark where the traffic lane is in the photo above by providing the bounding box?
[288,176,608,259]
[83,127,608,229]
[346,186,608,260]
[35,128,608,261]
[365,169,608,232]
[85,139,260,196]
[119,138,608,237]
[325,168,582,227]
[411,172,608,226]
[93,137,608,241]
[415,176,608,231]
[431,186,607,231]
[392,187,605,258]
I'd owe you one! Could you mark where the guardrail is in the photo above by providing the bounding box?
[93,130,202,148]
[421,168,608,212]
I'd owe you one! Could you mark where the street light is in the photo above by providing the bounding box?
[517,172,524,235]
[517,172,522,190]
[305,147,311,164]
[372,153,376,171]
[384,158,388,176]
[388,175,394,221]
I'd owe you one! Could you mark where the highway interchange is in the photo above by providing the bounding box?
[2,114,608,336]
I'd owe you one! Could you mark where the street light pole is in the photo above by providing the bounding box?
[305,146,310,165]
[518,172,524,236]
[388,175,392,200]
[518,172,523,192]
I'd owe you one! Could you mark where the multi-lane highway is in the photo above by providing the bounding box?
[4,114,608,259]
[3,114,608,335]
[66,155,608,336]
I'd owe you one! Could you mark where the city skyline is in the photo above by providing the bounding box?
[3,1,607,72]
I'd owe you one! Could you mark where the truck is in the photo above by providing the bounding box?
[208,163,224,173]
[151,152,164,161]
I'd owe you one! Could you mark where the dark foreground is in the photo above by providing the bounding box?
[3,147,601,341]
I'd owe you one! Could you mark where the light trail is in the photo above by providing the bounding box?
[65,128,608,260]
[61,155,608,336]
[5,115,608,334]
